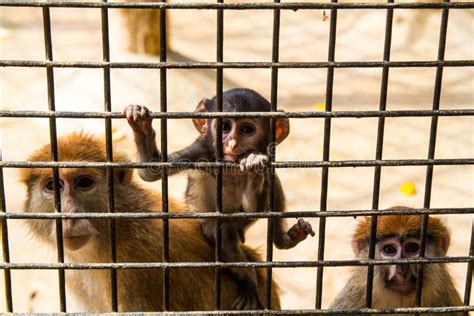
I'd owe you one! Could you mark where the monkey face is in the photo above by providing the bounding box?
[375,236,421,294]
[213,118,264,162]
[25,168,108,251]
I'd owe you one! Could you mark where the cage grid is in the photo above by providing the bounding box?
[0,0,473,315]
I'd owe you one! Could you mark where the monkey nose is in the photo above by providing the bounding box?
[227,139,237,152]
[388,264,411,282]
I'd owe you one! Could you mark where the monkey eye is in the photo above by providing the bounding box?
[382,244,397,256]
[44,179,64,193]
[75,176,95,191]
[240,124,255,135]
[222,121,232,133]
[404,242,420,255]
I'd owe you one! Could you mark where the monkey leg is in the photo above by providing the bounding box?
[273,218,315,250]
[200,219,263,310]
[221,222,263,310]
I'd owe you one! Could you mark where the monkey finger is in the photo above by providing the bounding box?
[297,218,315,237]
[240,159,247,172]
[132,105,142,122]
[124,105,135,122]
[140,105,151,119]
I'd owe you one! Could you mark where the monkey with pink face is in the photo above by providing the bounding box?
[331,211,463,316]
[20,133,281,312]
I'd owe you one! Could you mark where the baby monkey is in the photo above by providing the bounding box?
[124,88,315,310]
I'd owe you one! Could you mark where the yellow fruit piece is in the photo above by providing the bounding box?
[314,102,326,111]
[400,182,416,196]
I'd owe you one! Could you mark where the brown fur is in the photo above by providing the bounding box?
[354,213,450,246]
[330,211,463,316]
[20,133,280,312]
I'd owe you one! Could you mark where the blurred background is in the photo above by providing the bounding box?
[0,0,473,312]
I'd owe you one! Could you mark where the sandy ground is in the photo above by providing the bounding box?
[0,1,473,312]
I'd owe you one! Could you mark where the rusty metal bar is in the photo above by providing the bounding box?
[2,59,473,69]
[366,0,394,308]
[1,1,474,10]
[415,0,450,308]
[3,109,473,119]
[41,7,67,311]
[100,0,118,311]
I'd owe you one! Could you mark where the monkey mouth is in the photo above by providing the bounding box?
[63,234,92,251]
[386,275,417,294]
[223,154,242,162]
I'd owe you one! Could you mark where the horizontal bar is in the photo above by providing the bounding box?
[2,158,473,169]
[0,256,471,270]
[1,109,474,119]
[1,59,473,69]
[11,306,474,315]
[1,1,473,10]
[3,207,472,220]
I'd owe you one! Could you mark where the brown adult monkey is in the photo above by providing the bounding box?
[20,133,280,312]
[330,211,463,316]
[124,88,315,309]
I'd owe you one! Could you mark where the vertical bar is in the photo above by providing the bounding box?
[159,0,170,310]
[463,218,474,316]
[0,155,13,312]
[366,0,394,308]
[265,0,280,309]
[100,1,118,311]
[415,0,450,308]
[215,0,224,310]
[315,0,337,309]
[42,7,66,312]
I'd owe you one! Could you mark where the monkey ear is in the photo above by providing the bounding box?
[275,117,290,144]
[115,168,133,185]
[438,234,450,256]
[193,98,210,136]
[351,239,365,256]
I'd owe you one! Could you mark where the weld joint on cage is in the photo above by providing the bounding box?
[2,1,474,10]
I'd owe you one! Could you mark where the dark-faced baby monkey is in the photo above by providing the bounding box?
[330,211,463,316]
[124,88,315,309]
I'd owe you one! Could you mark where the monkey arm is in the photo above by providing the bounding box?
[138,136,213,181]
[329,271,366,313]
[270,176,315,249]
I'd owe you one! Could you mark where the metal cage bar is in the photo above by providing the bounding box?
[2,1,474,10]
[2,158,473,169]
[100,0,119,311]
[41,7,67,312]
[415,0,450,307]
[2,59,473,69]
[214,0,224,309]
[315,0,337,308]
[365,0,394,308]
[0,158,12,312]
[0,1,472,315]
[264,0,280,309]
[0,207,472,220]
[159,0,171,311]
[464,219,474,315]
[2,109,474,119]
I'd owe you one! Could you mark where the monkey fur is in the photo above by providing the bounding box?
[20,133,280,312]
[330,210,463,316]
[124,88,314,309]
